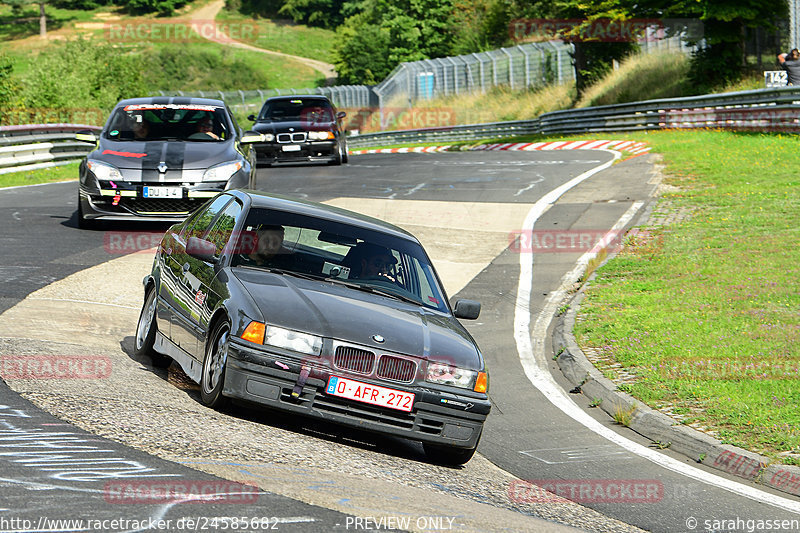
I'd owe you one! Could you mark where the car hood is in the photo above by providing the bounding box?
[233,269,481,369]
[92,139,236,171]
[252,120,335,134]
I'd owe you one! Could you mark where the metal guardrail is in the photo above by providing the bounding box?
[0,124,101,175]
[3,86,800,173]
[347,86,800,149]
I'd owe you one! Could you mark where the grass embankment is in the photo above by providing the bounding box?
[572,130,800,464]
[0,1,325,97]
[216,9,336,64]
[355,51,765,133]
[0,162,79,188]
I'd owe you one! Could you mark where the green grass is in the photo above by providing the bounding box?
[0,3,103,41]
[0,162,78,188]
[216,9,336,63]
[572,130,800,462]
[144,41,321,91]
[576,52,692,107]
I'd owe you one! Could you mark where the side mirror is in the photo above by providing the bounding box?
[75,130,98,143]
[186,236,217,263]
[453,299,481,320]
[336,111,347,119]
[247,114,256,122]
[240,131,265,144]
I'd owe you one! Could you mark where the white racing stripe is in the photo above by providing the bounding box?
[514,150,800,513]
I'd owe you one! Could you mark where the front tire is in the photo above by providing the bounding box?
[423,442,478,466]
[341,139,349,164]
[77,196,96,230]
[134,286,171,367]
[423,430,481,466]
[328,144,343,166]
[201,320,230,408]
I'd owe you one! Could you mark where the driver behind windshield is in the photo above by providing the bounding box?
[188,116,220,140]
[353,243,397,281]
[236,225,293,269]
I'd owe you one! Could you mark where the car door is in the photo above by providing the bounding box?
[161,195,232,354]
[190,197,242,357]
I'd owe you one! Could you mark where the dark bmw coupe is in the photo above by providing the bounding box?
[135,190,490,464]
[76,97,261,228]
[248,95,348,166]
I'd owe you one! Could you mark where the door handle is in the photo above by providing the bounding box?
[182,262,190,273]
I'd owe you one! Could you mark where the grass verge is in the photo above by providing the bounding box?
[0,162,78,189]
[570,129,800,464]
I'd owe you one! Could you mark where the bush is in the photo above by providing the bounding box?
[143,46,271,91]
[22,39,147,112]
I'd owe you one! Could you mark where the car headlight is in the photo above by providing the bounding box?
[265,325,322,356]
[202,161,243,181]
[308,131,335,140]
[425,362,488,393]
[263,133,275,142]
[87,160,123,181]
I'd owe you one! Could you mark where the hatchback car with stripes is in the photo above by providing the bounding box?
[75,97,262,228]
[134,190,490,465]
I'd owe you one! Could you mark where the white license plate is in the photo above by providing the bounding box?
[326,376,414,412]
[281,144,301,152]
[143,186,182,199]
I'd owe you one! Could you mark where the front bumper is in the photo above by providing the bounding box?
[224,340,489,449]
[254,141,337,164]
[79,186,217,220]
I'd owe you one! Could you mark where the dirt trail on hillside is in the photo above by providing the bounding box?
[191,0,336,82]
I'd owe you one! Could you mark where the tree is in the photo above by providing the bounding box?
[278,0,348,29]
[2,0,49,37]
[0,54,19,122]
[333,0,455,84]
[610,0,786,92]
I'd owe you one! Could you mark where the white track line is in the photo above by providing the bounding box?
[514,149,800,513]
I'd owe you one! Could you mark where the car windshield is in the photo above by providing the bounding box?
[258,99,334,122]
[230,208,449,312]
[103,104,230,142]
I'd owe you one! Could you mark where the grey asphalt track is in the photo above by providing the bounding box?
[0,151,798,533]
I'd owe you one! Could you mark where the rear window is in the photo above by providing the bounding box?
[104,104,230,142]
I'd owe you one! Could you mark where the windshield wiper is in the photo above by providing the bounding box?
[326,278,422,306]
[238,265,324,281]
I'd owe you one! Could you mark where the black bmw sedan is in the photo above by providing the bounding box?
[135,190,490,465]
[247,95,348,166]
[76,97,261,228]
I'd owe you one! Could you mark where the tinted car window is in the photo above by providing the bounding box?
[104,104,230,142]
[182,195,232,239]
[258,99,333,122]
[231,208,448,312]
[207,200,242,256]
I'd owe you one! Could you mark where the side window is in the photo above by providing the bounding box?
[226,105,241,137]
[182,195,231,239]
[411,257,442,308]
[206,200,243,256]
